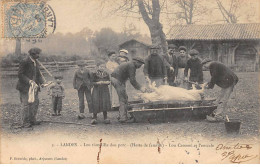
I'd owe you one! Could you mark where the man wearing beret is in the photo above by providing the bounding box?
[202,59,239,122]
[184,49,204,89]
[144,45,167,87]
[16,47,45,128]
[111,57,146,123]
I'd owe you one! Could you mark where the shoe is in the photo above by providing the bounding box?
[23,123,32,128]
[57,113,61,116]
[118,118,128,123]
[78,115,86,120]
[125,117,135,123]
[91,119,98,124]
[52,113,57,116]
[104,119,111,124]
[206,115,224,122]
[31,121,41,125]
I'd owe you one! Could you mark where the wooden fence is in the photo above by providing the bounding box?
[1,60,96,77]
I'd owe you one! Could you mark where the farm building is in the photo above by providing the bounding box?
[119,39,151,60]
[167,23,260,71]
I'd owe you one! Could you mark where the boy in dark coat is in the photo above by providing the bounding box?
[16,47,45,128]
[73,61,93,119]
[203,59,239,122]
[184,49,203,89]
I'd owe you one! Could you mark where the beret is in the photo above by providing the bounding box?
[168,44,177,49]
[189,49,199,55]
[28,47,42,55]
[132,57,145,64]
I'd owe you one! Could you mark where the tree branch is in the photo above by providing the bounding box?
[137,0,152,26]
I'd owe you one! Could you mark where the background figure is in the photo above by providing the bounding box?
[117,49,129,64]
[16,47,45,128]
[176,46,189,88]
[73,61,93,119]
[48,74,65,116]
[144,45,167,87]
[184,49,203,90]
[166,44,179,86]
[105,51,120,108]
[106,51,119,74]
[91,61,111,124]
[203,59,239,122]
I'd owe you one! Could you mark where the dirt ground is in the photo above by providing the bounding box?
[1,71,259,139]
[0,70,259,164]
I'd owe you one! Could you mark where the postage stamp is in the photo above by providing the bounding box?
[2,1,56,38]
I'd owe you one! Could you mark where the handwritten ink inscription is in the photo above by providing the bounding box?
[216,143,258,163]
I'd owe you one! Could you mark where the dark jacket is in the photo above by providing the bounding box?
[208,61,238,89]
[111,61,141,90]
[164,53,179,77]
[73,69,93,90]
[16,57,44,93]
[184,58,203,83]
[177,54,189,68]
[143,54,167,78]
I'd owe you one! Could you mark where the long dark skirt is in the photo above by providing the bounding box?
[92,85,111,113]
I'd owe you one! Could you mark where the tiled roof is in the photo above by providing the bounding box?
[167,23,260,40]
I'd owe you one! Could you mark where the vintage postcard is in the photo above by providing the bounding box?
[0,0,259,164]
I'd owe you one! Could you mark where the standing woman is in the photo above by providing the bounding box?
[91,60,111,124]
[176,46,190,88]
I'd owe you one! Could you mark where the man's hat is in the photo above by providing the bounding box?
[179,46,187,52]
[108,51,116,57]
[201,58,212,65]
[119,49,128,54]
[189,49,199,55]
[168,44,177,49]
[28,47,42,55]
[54,74,63,79]
[132,57,145,64]
[150,44,160,49]
[77,60,86,66]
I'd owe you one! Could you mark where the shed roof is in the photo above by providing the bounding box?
[167,23,260,41]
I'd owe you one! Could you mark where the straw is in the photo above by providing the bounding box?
[226,115,230,122]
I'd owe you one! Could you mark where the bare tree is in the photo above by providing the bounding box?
[174,0,195,24]
[100,0,168,54]
[215,0,239,23]
[137,0,168,54]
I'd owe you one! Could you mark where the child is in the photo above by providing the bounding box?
[48,74,65,116]
[91,61,111,124]
[73,61,93,119]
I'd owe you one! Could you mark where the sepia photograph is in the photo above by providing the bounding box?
[0,0,259,164]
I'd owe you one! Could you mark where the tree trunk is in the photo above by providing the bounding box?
[137,0,168,55]
[15,38,21,56]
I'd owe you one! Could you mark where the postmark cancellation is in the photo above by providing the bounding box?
[1,0,56,38]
